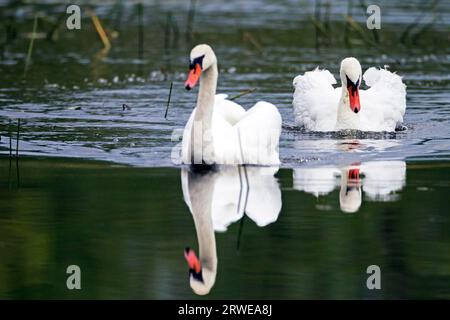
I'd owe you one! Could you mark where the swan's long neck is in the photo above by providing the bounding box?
[339,167,362,213]
[187,171,218,289]
[194,207,217,275]
[191,64,218,163]
[336,85,358,130]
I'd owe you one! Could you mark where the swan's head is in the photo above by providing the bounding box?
[340,57,362,114]
[339,167,362,213]
[184,247,216,295]
[185,44,217,90]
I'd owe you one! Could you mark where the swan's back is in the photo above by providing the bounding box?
[233,102,282,165]
[214,94,246,125]
[182,95,282,165]
[211,98,282,165]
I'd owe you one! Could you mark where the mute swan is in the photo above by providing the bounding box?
[181,166,282,295]
[293,161,406,213]
[293,57,406,132]
[182,44,282,165]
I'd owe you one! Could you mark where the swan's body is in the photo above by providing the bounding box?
[293,58,406,132]
[182,166,281,295]
[182,44,282,165]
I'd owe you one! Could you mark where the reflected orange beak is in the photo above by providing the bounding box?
[348,168,360,180]
[348,87,361,114]
[184,248,201,273]
[185,64,202,90]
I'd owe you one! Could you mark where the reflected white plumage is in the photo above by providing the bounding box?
[293,57,407,132]
[182,44,282,165]
[293,161,406,213]
[181,166,282,295]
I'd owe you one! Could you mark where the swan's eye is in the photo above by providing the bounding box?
[189,55,205,70]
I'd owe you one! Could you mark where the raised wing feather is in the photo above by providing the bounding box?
[234,101,282,165]
[293,68,340,131]
[360,67,407,131]
[214,94,246,126]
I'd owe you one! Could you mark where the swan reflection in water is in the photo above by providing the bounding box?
[293,161,406,213]
[181,166,282,295]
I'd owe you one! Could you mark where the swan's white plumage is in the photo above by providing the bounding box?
[360,161,406,201]
[293,65,406,132]
[182,44,281,165]
[182,166,281,232]
[292,161,406,212]
[293,68,340,132]
[181,165,281,295]
[213,94,246,125]
[292,166,340,197]
[360,68,407,131]
[182,95,282,165]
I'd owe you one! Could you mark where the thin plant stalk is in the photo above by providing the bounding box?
[230,88,257,101]
[164,82,173,119]
[16,119,20,188]
[24,15,38,76]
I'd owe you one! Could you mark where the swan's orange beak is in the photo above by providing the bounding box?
[185,64,202,90]
[348,86,361,114]
[184,247,201,273]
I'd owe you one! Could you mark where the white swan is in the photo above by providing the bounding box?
[293,161,406,213]
[293,57,406,132]
[181,166,282,295]
[182,44,282,165]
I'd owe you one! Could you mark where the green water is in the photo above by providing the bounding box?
[1,0,450,166]
[0,157,449,299]
[0,0,449,300]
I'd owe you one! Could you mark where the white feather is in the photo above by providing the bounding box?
[293,68,340,131]
[183,95,282,165]
[292,161,406,208]
[182,166,281,232]
[360,67,407,131]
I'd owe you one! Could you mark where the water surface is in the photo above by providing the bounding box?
[0,158,449,299]
[0,0,449,299]
[0,0,449,167]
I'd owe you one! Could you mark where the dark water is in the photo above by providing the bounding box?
[0,0,449,299]
[0,158,449,299]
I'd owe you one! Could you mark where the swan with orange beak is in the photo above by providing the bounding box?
[336,57,363,130]
[181,44,282,165]
[293,57,406,132]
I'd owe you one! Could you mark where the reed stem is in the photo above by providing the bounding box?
[24,15,38,76]
[230,88,257,101]
[164,82,173,119]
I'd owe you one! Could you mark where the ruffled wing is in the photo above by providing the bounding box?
[360,67,407,131]
[293,68,340,131]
